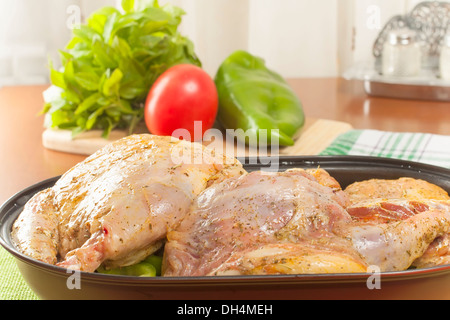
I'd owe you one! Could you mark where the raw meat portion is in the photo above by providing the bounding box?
[413,234,450,268]
[347,199,449,224]
[163,168,362,276]
[348,210,450,271]
[11,134,245,272]
[164,170,450,276]
[344,178,450,269]
[10,189,59,265]
[210,242,367,275]
[345,177,450,205]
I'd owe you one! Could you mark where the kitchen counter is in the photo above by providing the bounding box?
[0,78,449,204]
[1,77,450,301]
[287,78,450,135]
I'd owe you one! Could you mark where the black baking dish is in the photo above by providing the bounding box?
[0,155,449,300]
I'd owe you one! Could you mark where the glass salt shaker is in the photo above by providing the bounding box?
[440,34,450,81]
[382,29,421,77]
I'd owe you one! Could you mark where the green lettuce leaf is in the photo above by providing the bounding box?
[44,0,201,138]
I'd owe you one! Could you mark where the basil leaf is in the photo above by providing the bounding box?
[74,72,100,91]
[122,0,135,13]
[102,69,123,97]
[72,25,100,45]
[50,68,66,90]
[92,39,118,69]
[44,0,201,138]
[75,92,101,115]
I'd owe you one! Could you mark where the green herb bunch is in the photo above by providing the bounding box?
[43,0,201,138]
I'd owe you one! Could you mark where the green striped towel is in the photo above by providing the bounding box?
[0,246,38,300]
[320,129,450,169]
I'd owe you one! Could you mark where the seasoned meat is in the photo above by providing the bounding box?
[164,170,450,276]
[413,234,450,268]
[345,178,450,268]
[348,209,450,271]
[209,242,367,275]
[11,189,59,265]
[11,134,245,272]
[345,177,450,205]
[12,136,450,276]
[163,169,364,276]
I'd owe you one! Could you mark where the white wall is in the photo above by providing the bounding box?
[0,0,116,85]
[0,0,73,85]
[169,0,251,78]
[0,0,449,85]
[247,0,338,78]
[172,0,339,78]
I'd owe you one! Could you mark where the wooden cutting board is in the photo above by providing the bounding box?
[42,118,353,157]
[284,118,353,155]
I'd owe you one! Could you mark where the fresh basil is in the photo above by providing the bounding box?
[43,0,201,138]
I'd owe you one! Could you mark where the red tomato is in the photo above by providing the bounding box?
[144,64,218,142]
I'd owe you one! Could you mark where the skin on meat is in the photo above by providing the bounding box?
[11,134,245,272]
[210,242,368,276]
[345,177,450,205]
[344,177,450,268]
[347,210,450,271]
[13,143,450,276]
[11,189,59,265]
[164,171,450,276]
[163,169,360,277]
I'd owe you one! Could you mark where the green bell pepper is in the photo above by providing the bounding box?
[214,50,305,147]
[96,254,163,277]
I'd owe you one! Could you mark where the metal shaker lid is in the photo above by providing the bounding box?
[387,29,417,45]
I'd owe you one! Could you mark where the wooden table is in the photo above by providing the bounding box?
[0,78,449,204]
[287,78,450,135]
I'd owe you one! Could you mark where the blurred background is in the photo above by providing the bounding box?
[0,0,448,86]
